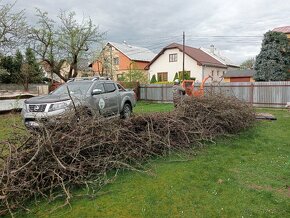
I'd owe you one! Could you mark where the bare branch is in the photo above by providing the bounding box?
[0,0,27,53]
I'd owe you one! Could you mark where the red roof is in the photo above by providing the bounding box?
[146,43,226,69]
[272,26,290,34]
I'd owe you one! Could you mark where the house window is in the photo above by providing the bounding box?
[217,70,219,77]
[113,57,119,65]
[157,72,168,82]
[169,53,177,62]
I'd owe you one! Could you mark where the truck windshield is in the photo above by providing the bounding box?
[52,82,92,95]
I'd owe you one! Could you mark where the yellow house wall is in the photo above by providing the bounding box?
[223,77,255,82]
[223,77,230,82]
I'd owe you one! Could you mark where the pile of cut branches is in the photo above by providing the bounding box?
[0,94,255,216]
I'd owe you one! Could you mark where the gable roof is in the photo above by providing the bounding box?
[146,43,227,69]
[272,26,290,34]
[108,42,156,62]
[200,47,239,68]
[224,69,256,78]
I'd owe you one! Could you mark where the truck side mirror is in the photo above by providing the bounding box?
[92,89,103,95]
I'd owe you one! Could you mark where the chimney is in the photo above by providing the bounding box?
[210,44,215,54]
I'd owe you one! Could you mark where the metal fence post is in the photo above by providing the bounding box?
[250,82,254,105]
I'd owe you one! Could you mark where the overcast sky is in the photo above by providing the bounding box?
[6,0,290,64]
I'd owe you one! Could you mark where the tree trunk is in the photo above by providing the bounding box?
[23,79,29,92]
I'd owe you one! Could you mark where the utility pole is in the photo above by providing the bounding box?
[182,31,185,81]
[110,45,113,77]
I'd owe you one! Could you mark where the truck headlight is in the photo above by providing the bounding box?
[48,100,71,112]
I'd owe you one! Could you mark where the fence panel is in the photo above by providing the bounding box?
[139,82,290,108]
[252,81,290,107]
[0,84,49,112]
[139,84,173,102]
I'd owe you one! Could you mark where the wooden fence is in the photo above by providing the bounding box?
[139,81,290,108]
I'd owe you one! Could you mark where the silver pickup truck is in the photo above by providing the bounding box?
[21,77,136,128]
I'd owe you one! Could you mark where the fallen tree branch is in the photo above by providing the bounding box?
[0,93,255,216]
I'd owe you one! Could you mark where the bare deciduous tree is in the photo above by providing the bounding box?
[0,0,27,53]
[30,9,104,82]
[29,9,66,81]
[58,11,104,79]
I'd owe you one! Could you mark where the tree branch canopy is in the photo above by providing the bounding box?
[0,0,27,53]
[30,9,105,81]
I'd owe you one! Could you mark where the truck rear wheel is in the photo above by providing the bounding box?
[120,103,132,119]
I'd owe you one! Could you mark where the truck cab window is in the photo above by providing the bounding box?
[117,84,125,91]
[104,83,116,93]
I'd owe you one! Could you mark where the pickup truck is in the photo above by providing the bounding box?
[21,77,137,128]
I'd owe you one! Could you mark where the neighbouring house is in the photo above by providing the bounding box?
[273,26,290,42]
[91,42,156,81]
[40,59,93,83]
[146,43,227,83]
[40,60,65,83]
[223,69,256,82]
[201,45,239,70]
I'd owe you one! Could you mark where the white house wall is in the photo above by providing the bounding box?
[148,48,227,83]
[203,66,227,83]
[148,48,203,82]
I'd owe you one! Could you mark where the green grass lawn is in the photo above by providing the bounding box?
[0,112,24,141]
[1,103,290,217]
[133,101,174,114]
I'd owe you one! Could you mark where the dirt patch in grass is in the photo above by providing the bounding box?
[248,184,290,198]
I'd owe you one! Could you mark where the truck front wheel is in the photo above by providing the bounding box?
[120,103,132,119]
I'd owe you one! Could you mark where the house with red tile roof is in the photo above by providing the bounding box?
[272,26,290,40]
[145,43,228,83]
[91,42,155,81]
[223,69,256,82]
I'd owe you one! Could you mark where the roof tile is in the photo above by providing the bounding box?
[108,42,156,62]
[147,43,226,69]
[272,26,290,34]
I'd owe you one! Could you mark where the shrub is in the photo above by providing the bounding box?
[150,74,157,83]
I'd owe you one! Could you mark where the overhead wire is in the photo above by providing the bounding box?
[105,33,264,57]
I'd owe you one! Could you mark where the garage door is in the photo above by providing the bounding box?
[230,77,251,82]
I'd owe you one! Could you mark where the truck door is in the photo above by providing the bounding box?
[91,83,108,115]
[103,82,119,115]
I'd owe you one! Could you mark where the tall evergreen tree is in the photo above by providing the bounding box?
[18,48,43,90]
[254,31,290,81]
[0,52,22,83]
[150,75,157,83]
[24,48,42,83]
[0,56,14,83]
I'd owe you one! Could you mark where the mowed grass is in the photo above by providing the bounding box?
[1,103,290,217]
[0,112,24,141]
[133,100,174,114]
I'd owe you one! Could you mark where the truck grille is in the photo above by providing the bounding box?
[29,104,47,112]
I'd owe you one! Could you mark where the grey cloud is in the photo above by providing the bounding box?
[5,0,290,64]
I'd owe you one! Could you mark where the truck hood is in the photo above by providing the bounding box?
[24,94,83,104]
